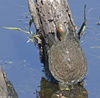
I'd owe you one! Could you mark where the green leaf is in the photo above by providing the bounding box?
[82,26,86,33]
[4,26,38,44]
[27,39,31,43]
[7,84,10,87]
[30,31,33,35]
[29,19,33,27]
[4,27,21,31]
[26,38,34,43]
[26,27,28,31]
[4,27,31,34]
[35,36,39,40]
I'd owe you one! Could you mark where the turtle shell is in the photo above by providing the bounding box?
[48,40,87,85]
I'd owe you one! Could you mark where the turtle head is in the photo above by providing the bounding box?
[57,23,67,41]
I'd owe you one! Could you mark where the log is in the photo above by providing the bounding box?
[0,66,18,98]
[28,0,87,85]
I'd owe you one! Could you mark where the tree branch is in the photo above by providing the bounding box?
[28,0,40,30]
[78,4,87,39]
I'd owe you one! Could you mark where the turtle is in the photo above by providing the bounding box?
[48,23,87,85]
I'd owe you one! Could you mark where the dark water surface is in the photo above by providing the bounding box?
[0,0,100,98]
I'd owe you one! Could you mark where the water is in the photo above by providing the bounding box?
[0,0,44,98]
[68,0,100,98]
[0,0,100,98]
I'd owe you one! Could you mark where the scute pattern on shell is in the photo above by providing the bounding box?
[49,39,87,85]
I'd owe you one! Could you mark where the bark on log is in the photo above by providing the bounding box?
[0,66,18,98]
[28,0,87,85]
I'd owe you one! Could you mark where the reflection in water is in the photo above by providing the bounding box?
[36,77,59,98]
[52,85,88,98]
[36,77,88,98]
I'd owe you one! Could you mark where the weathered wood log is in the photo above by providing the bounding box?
[0,66,18,98]
[28,0,87,85]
